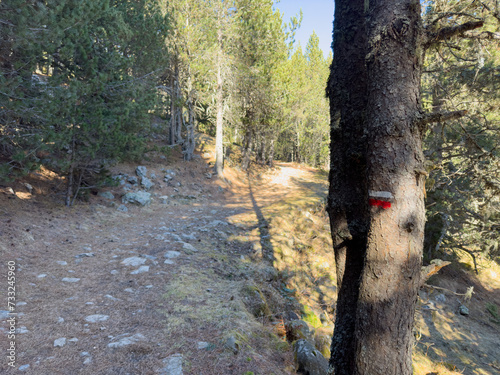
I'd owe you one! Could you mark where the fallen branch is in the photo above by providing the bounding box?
[422,284,475,302]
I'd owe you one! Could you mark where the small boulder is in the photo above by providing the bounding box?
[286,320,312,342]
[54,337,67,347]
[61,277,80,283]
[293,339,329,375]
[197,341,210,349]
[122,191,151,206]
[85,314,109,323]
[127,176,139,185]
[136,166,147,177]
[164,251,181,259]
[117,204,128,212]
[459,305,470,316]
[181,242,198,254]
[108,333,146,348]
[121,257,147,267]
[159,353,183,375]
[141,176,154,190]
[131,265,150,275]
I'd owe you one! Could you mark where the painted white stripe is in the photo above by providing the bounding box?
[368,190,394,200]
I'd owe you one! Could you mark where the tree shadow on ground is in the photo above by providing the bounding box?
[223,165,499,375]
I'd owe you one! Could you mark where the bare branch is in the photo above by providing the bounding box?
[415,110,467,127]
[424,20,485,48]
[462,30,500,40]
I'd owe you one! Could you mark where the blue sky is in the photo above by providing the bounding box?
[274,0,334,56]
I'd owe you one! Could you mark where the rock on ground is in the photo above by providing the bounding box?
[85,314,110,323]
[122,191,151,206]
[293,339,329,375]
[107,333,146,348]
[121,257,147,267]
[136,166,147,177]
[159,354,183,375]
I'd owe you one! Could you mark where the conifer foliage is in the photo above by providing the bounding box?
[0,0,169,204]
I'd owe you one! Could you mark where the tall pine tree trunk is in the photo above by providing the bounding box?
[184,73,196,161]
[327,1,425,374]
[215,13,224,175]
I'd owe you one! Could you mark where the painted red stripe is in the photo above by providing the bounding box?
[369,198,392,209]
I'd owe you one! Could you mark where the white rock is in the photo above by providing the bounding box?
[68,338,79,343]
[37,274,47,278]
[57,317,64,323]
[105,295,120,301]
[16,301,27,306]
[210,220,228,227]
[182,242,197,253]
[19,364,30,371]
[110,270,119,275]
[62,277,80,283]
[83,357,92,365]
[121,257,147,267]
[181,233,197,241]
[164,251,181,259]
[54,337,66,347]
[124,288,134,293]
[85,314,109,323]
[159,354,183,375]
[197,341,209,349]
[56,261,68,266]
[131,265,150,275]
[164,259,175,265]
[107,333,146,348]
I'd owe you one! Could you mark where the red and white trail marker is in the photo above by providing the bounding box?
[368,190,393,209]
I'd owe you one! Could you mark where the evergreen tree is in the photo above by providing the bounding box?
[421,0,500,266]
[0,0,169,205]
[326,0,485,373]
[233,0,287,169]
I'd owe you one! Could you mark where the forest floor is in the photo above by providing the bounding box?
[0,134,499,375]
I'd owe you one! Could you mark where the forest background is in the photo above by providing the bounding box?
[0,0,499,310]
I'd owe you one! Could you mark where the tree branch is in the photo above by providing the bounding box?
[415,110,467,128]
[462,31,500,40]
[424,20,484,48]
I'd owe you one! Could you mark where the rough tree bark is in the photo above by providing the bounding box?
[327,1,425,374]
[327,1,485,374]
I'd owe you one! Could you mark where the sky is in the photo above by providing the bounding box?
[274,0,334,57]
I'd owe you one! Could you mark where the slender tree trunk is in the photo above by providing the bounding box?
[184,73,195,161]
[169,68,176,146]
[174,64,183,146]
[241,128,253,171]
[215,11,224,175]
[267,138,275,167]
[327,1,425,374]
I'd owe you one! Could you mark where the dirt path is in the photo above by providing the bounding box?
[0,158,319,374]
[1,154,499,375]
